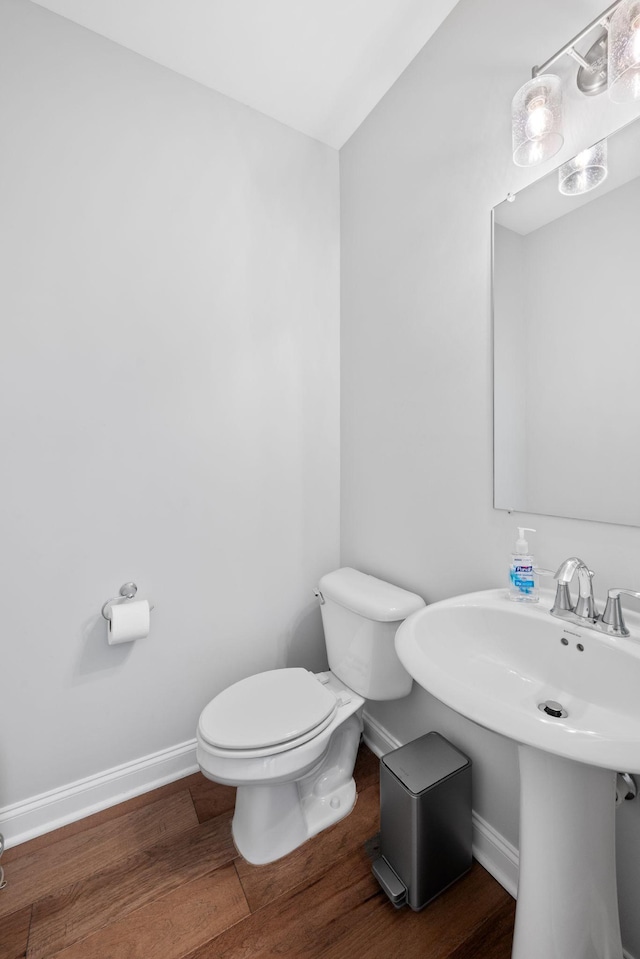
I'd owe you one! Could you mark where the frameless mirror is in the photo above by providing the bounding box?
[493,117,640,527]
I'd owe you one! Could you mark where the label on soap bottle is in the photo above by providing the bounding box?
[511,563,534,592]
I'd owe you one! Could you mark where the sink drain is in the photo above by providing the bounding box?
[538,700,568,718]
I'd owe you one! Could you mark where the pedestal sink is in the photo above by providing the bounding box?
[394,588,640,959]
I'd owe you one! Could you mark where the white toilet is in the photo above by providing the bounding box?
[196,567,425,864]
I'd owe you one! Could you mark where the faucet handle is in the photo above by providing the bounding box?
[601,588,640,637]
[534,567,574,613]
[552,582,574,613]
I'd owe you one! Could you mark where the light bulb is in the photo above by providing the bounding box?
[528,141,544,164]
[525,96,553,140]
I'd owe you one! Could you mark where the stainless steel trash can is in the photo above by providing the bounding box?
[372,731,472,911]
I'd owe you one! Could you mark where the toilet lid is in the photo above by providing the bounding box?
[198,668,338,750]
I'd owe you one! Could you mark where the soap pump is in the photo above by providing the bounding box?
[508,527,539,603]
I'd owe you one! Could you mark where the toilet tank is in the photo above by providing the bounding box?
[318,567,425,700]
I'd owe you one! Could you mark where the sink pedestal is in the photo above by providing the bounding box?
[393,588,640,958]
[513,745,622,959]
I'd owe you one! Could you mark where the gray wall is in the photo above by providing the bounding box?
[340,0,640,953]
[0,0,339,808]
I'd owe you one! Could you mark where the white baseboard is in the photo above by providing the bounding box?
[363,711,518,897]
[362,711,403,759]
[0,739,199,849]
[470,809,518,898]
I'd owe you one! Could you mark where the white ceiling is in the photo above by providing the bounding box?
[29,0,460,148]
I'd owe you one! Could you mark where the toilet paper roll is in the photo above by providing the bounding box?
[108,599,150,645]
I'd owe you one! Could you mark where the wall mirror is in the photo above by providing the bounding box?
[493,116,640,527]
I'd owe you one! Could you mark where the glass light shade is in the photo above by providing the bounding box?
[558,139,608,196]
[512,74,563,167]
[609,0,640,102]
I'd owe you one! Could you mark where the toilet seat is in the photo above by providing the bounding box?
[198,668,340,758]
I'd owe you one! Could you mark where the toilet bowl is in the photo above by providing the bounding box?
[197,669,364,864]
[197,567,425,865]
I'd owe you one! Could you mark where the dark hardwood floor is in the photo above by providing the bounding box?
[0,745,515,959]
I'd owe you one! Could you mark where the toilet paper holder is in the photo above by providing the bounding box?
[101,582,153,621]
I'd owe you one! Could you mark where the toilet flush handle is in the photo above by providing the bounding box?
[314,588,325,605]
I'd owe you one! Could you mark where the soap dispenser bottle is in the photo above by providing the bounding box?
[508,527,539,603]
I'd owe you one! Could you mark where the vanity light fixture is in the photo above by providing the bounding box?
[558,138,608,195]
[512,0,639,168]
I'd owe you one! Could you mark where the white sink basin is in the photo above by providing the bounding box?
[395,587,640,773]
[395,587,640,959]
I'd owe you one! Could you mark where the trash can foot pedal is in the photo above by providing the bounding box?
[372,856,407,908]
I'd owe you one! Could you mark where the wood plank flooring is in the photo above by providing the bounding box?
[0,745,515,959]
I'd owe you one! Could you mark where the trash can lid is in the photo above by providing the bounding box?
[381,731,470,794]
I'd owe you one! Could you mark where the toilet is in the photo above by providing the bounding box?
[196,567,425,864]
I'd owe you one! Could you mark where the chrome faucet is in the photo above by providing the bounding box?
[542,556,640,637]
[553,557,598,622]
